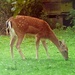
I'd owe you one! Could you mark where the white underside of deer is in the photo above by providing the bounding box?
[6,15,68,60]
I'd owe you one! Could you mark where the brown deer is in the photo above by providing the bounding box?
[6,15,68,60]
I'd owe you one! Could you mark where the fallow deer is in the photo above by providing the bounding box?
[6,15,68,60]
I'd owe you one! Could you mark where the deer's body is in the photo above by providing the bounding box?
[6,15,68,60]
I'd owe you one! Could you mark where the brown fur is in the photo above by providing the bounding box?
[6,15,68,60]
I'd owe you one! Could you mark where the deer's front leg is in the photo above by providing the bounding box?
[41,40,50,59]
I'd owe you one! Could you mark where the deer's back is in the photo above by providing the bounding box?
[9,15,51,37]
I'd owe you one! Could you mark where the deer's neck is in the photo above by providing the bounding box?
[49,31,60,49]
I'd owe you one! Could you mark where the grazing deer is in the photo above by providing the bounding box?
[6,15,68,60]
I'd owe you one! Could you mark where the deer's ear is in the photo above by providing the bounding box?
[59,40,65,46]
[59,41,62,45]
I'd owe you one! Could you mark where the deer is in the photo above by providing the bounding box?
[6,15,68,60]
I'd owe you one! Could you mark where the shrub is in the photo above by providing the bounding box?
[66,9,75,26]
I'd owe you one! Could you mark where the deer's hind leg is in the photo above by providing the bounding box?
[10,35,16,59]
[35,35,41,59]
[16,35,25,59]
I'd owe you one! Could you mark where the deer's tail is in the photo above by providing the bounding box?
[6,20,12,35]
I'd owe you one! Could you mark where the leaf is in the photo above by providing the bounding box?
[13,7,22,17]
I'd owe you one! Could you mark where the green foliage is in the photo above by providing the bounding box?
[66,9,75,26]
[0,28,75,75]
[11,0,26,17]
[10,0,43,17]
[6,0,12,3]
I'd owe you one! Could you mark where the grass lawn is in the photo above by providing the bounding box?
[0,27,75,75]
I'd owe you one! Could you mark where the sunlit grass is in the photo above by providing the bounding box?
[0,28,75,75]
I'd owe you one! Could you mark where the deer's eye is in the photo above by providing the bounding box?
[64,50,67,52]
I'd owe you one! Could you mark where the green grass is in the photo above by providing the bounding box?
[0,27,75,75]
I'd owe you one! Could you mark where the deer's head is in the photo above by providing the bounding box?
[59,40,68,60]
